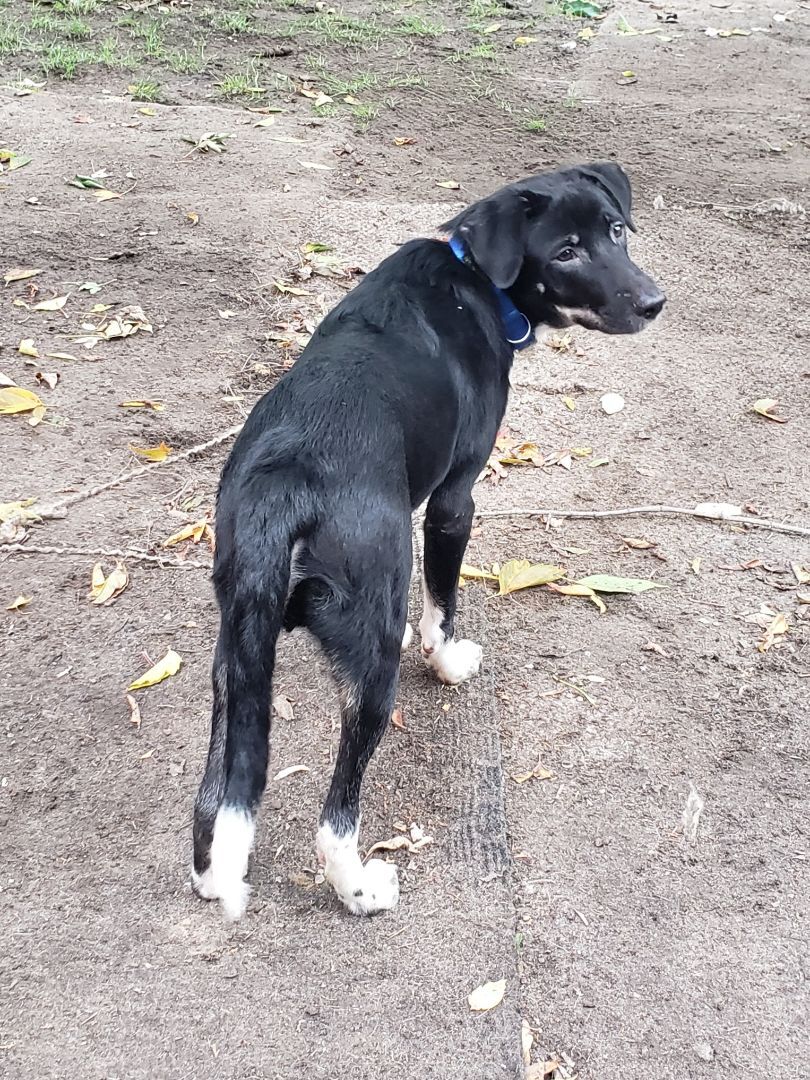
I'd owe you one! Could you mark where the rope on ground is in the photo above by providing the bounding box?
[473,501,810,538]
[0,542,213,569]
[2,423,244,533]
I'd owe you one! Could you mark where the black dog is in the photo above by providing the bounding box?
[192,162,664,919]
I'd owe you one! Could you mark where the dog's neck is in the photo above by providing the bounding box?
[447,235,535,351]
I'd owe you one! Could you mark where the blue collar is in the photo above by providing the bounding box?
[448,235,535,351]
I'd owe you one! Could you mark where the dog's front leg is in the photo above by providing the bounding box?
[419,474,482,685]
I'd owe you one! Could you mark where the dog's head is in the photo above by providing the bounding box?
[441,163,665,335]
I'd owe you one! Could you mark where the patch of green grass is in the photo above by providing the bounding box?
[64,17,93,40]
[522,114,547,132]
[468,0,508,16]
[393,15,443,37]
[96,35,128,68]
[41,42,88,78]
[54,0,99,13]
[386,71,426,89]
[216,61,265,97]
[128,78,161,101]
[204,9,252,33]
[125,16,166,58]
[325,71,379,97]
[350,101,379,129]
[564,87,582,109]
[166,45,208,74]
[29,11,60,32]
[283,13,383,47]
[448,42,496,63]
[0,18,28,56]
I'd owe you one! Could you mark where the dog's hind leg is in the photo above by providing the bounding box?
[192,554,289,920]
[312,531,411,915]
[419,468,483,685]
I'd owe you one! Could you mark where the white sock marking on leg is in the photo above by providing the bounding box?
[191,805,254,920]
[418,577,445,657]
[316,822,399,916]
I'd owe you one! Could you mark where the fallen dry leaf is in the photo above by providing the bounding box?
[35,371,59,390]
[126,693,142,729]
[6,594,32,611]
[460,563,498,582]
[46,352,79,362]
[298,160,334,171]
[393,136,415,146]
[4,266,42,285]
[128,649,182,691]
[468,978,506,1012]
[31,295,69,312]
[391,706,406,730]
[512,756,555,784]
[88,561,129,605]
[0,498,38,524]
[790,562,810,585]
[690,557,702,575]
[498,560,566,595]
[101,304,152,339]
[522,1020,534,1066]
[119,399,164,411]
[18,338,39,358]
[547,581,607,614]
[0,386,45,415]
[365,835,412,857]
[436,179,460,190]
[271,694,295,721]
[273,764,310,781]
[526,1061,560,1079]
[93,188,122,202]
[163,520,211,547]
[757,612,788,653]
[575,574,666,595]
[751,397,787,423]
[129,441,172,462]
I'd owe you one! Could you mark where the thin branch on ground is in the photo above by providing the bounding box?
[473,503,810,538]
[0,543,213,569]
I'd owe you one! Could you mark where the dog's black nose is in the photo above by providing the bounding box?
[635,290,666,321]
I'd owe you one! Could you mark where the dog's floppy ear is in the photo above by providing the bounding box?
[580,162,636,232]
[441,188,549,289]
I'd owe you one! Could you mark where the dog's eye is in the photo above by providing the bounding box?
[555,247,576,263]
[610,222,625,239]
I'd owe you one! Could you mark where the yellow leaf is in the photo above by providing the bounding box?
[690,557,702,575]
[272,280,311,296]
[512,757,555,784]
[88,561,129,605]
[4,266,41,285]
[137,106,156,116]
[497,560,566,595]
[481,22,502,33]
[562,395,576,411]
[547,581,607,614]
[393,137,415,146]
[253,116,277,127]
[460,563,498,582]
[18,338,39,357]
[791,562,810,585]
[0,498,38,524]
[31,295,68,312]
[45,352,79,361]
[119,400,165,411]
[0,386,45,414]
[28,404,47,427]
[436,179,460,189]
[751,397,787,423]
[342,94,361,105]
[128,648,182,691]
[514,35,538,45]
[468,978,506,1012]
[757,612,788,653]
[6,594,32,611]
[163,520,210,547]
[185,211,199,225]
[93,188,122,202]
[128,441,172,461]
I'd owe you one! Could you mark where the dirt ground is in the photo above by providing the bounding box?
[1,0,809,1077]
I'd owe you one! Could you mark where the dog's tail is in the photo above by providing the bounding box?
[192,476,313,919]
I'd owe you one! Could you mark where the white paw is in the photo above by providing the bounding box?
[426,638,483,685]
[340,859,400,916]
[401,622,414,653]
[191,864,251,921]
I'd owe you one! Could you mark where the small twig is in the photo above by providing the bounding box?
[474,503,810,538]
[2,424,243,534]
[0,543,212,569]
